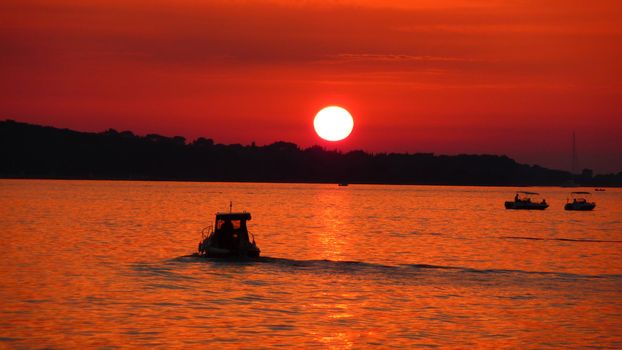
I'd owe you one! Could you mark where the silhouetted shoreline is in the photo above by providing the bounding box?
[1,119,621,187]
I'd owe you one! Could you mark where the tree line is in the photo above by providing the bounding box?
[1,119,620,186]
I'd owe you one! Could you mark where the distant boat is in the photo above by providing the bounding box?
[565,192,596,211]
[505,191,549,210]
[197,211,260,258]
[595,188,606,192]
[338,183,349,187]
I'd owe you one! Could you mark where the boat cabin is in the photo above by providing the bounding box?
[568,191,591,202]
[565,192,596,211]
[212,212,252,248]
[215,212,251,232]
[513,191,541,203]
[505,191,548,210]
[198,211,260,258]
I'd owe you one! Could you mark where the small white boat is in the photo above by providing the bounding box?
[565,192,596,211]
[198,212,260,258]
[505,191,549,210]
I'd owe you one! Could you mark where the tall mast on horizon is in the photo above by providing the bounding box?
[571,131,578,174]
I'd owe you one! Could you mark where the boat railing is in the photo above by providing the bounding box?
[201,225,213,240]
[248,231,257,245]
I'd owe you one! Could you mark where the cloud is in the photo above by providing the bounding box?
[2,0,621,89]
[1,0,620,70]
[322,54,477,63]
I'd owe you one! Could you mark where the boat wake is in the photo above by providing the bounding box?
[168,254,619,281]
[499,236,622,243]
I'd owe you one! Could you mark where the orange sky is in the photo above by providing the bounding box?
[1,0,621,173]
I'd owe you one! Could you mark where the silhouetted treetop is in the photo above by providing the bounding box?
[1,119,619,186]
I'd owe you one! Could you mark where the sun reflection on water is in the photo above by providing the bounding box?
[310,187,355,261]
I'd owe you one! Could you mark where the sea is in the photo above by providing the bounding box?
[1,180,621,348]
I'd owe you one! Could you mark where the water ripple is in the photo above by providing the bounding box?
[499,236,622,243]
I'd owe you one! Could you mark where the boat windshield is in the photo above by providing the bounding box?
[216,218,242,230]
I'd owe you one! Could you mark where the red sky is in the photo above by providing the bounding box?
[1,0,621,173]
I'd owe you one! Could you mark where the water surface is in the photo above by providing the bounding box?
[1,180,621,348]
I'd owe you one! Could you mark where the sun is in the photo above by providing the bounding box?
[313,106,354,141]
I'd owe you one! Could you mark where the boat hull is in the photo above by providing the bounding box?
[200,245,261,259]
[505,201,548,210]
[564,203,596,211]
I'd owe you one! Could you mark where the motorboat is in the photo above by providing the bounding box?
[505,191,549,210]
[565,192,596,211]
[594,188,606,192]
[198,211,260,258]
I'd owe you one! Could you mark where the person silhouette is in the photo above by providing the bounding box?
[221,219,234,249]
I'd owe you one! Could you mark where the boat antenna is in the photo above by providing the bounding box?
[229,201,232,213]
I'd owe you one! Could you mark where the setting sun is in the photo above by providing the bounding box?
[313,106,354,142]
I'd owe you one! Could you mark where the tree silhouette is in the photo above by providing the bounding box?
[1,119,620,186]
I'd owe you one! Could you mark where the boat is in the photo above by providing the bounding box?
[505,191,549,210]
[197,211,261,258]
[338,183,349,187]
[595,188,606,192]
[565,192,596,211]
